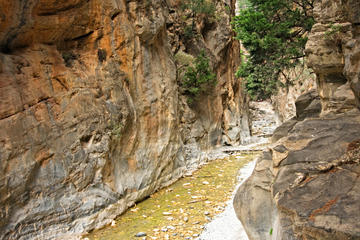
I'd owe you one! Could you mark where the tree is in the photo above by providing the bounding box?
[232,0,314,99]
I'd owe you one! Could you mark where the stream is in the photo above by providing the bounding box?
[86,101,278,240]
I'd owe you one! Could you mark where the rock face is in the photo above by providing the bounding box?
[306,0,360,113]
[234,1,360,239]
[235,110,360,240]
[0,0,248,239]
[271,66,316,122]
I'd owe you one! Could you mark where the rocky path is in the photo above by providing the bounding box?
[196,160,256,240]
[86,101,279,240]
[196,101,279,240]
[86,153,259,240]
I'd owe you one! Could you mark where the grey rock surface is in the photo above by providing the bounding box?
[0,0,249,239]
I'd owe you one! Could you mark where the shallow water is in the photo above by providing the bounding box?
[86,153,259,240]
[197,160,256,240]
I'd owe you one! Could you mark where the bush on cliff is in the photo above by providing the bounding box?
[232,0,314,99]
[181,50,216,105]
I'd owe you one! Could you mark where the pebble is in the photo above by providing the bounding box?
[167,225,176,230]
[204,211,210,215]
[193,234,200,237]
[183,217,189,222]
[193,221,200,225]
[162,212,172,216]
[183,183,191,186]
[202,181,209,185]
[161,228,168,232]
[166,216,174,221]
[135,232,147,237]
[185,237,192,239]
[153,228,160,232]
[172,233,178,236]
[110,220,116,227]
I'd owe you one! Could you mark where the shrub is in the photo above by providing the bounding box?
[182,50,216,104]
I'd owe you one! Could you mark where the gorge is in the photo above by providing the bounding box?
[0,0,359,240]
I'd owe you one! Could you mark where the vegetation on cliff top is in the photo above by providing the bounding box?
[233,0,314,99]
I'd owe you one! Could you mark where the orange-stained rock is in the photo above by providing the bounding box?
[0,0,249,239]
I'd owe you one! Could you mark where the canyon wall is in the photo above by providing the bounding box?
[0,0,249,239]
[234,0,360,239]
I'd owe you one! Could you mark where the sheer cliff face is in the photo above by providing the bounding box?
[0,0,247,239]
[306,0,360,113]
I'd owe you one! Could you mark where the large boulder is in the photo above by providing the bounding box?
[234,109,360,239]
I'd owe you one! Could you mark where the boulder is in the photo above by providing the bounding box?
[234,110,360,239]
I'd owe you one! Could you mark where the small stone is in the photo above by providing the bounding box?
[185,237,192,239]
[161,228,168,232]
[135,232,147,237]
[206,216,212,221]
[205,201,211,204]
[193,221,200,225]
[185,173,193,177]
[202,181,209,185]
[204,211,210,215]
[167,225,176,230]
[183,183,191,186]
[199,225,205,229]
[193,234,199,237]
[111,220,116,227]
[172,233,178,236]
[162,212,172,216]
[183,217,189,222]
[153,228,160,232]
[166,217,174,221]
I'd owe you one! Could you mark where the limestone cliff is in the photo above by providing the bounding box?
[234,0,360,239]
[0,0,248,239]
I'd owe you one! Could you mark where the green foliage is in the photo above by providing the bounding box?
[270,228,273,235]
[182,50,216,104]
[238,0,250,9]
[324,24,342,40]
[181,0,216,17]
[180,0,216,40]
[184,24,196,40]
[110,121,124,139]
[233,0,314,99]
